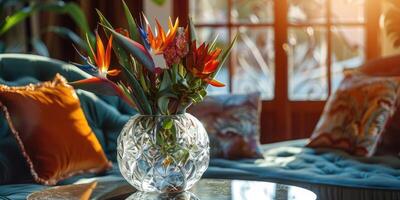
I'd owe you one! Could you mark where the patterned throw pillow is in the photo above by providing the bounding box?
[189,93,264,159]
[307,73,400,156]
[0,74,111,185]
[375,111,400,156]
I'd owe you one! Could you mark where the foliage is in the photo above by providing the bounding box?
[0,0,94,54]
[70,1,237,115]
[151,0,167,6]
[0,0,165,55]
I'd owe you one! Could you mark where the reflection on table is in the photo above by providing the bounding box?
[28,179,317,200]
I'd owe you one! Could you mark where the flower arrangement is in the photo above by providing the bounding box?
[68,2,237,192]
[71,1,236,115]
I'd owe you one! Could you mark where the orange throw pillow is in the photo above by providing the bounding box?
[0,74,111,185]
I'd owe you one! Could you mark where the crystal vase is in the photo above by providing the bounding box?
[117,113,209,193]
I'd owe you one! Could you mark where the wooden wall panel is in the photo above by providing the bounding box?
[290,111,323,140]
[260,110,277,144]
[261,101,325,144]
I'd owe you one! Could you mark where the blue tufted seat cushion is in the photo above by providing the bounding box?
[3,139,400,199]
[206,139,400,190]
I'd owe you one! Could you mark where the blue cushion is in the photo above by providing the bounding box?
[3,139,400,199]
[204,139,400,190]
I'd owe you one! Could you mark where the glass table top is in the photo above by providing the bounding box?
[28,179,317,200]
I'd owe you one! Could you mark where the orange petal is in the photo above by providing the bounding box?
[168,17,174,30]
[107,69,121,76]
[155,19,166,42]
[205,78,225,87]
[203,60,219,74]
[96,32,105,69]
[211,48,222,59]
[104,35,113,70]
[147,26,155,46]
[198,43,206,53]
[171,17,179,35]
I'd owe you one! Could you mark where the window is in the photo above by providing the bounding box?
[190,0,275,99]
[190,0,369,100]
[181,0,380,142]
[287,0,366,100]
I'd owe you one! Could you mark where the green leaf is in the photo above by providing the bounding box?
[188,17,197,42]
[189,89,207,103]
[179,79,190,89]
[192,78,202,88]
[0,4,34,35]
[162,119,173,130]
[156,129,165,146]
[70,77,118,96]
[178,64,186,78]
[122,0,141,42]
[151,0,166,6]
[138,66,149,93]
[104,26,156,73]
[46,26,87,50]
[119,64,153,115]
[187,17,197,61]
[97,10,131,68]
[69,77,136,108]
[157,92,178,115]
[211,34,238,80]
[85,33,95,61]
[117,82,141,113]
[176,149,190,165]
[49,3,93,40]
[97,13,147,113]
[199,89,207,97]
[96,9,113,32]
[0,2,92,40]
[170,65,178,84]
[157,96,170,115]
[208,35,219,52]
[172,124,177,141]
[59,2,91,36]
[160,71,172,91]
[31,38,49,56]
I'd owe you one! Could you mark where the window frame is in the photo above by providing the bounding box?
[174,0,381,143]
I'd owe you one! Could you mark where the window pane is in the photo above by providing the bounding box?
[231,0,274,24]
[196,27,230,95]
[331,0,365,23]
[288,0,326,24]
[288,27,328,100]
[331,27,365,91]
[190,0,228,24]
[232,27,275,100]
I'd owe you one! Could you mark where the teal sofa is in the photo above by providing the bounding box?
[1,54,400,200]
[0,54,136,199]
